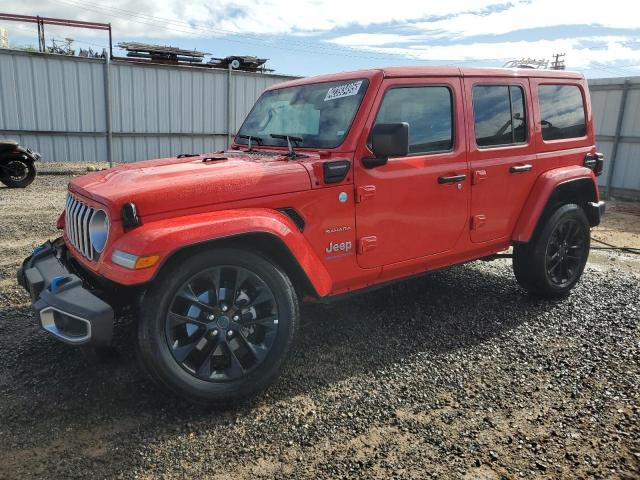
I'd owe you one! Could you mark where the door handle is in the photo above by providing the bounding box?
[510,164,533,173]
[438,174,466,184]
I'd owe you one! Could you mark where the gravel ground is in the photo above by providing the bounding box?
[0,174,639,479]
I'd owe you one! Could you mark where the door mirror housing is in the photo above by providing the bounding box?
[364,122,409,168]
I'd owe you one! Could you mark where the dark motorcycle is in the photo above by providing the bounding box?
[0,140,40,188]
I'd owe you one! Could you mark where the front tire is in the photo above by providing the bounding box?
[513,204,590,298]
[0,159,36,188]
[137,248,299,407]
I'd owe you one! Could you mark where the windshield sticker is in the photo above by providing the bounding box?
[324,80,363,101]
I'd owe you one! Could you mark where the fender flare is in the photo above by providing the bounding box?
[101,208,333,296]
[512,166,598,243]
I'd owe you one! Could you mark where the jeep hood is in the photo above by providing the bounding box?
[69,153,312,217]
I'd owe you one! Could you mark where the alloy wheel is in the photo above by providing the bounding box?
[545,218,586,287]
[165,266,279,382]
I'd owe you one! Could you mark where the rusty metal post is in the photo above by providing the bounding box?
[37,17,45,52]
[227,64,233,148]
[606,79,630,199]
[108,23,113,59]
[36,17,41,51]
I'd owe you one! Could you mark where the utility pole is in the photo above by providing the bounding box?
[550,53,566,70]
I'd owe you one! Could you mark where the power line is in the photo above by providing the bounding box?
[588,64,621,76]
[53,0,422,62]
[592,61,638,76]
[73,0,373,55]
[53,36,107,49]
[590,61,633,77]
[26,6,639,76]
[51,0,513,66]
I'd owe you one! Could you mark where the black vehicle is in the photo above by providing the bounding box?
[0,140,40,188]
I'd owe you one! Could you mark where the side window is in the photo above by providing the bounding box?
[473,85,527,147]
[373,86,453,154]
[538,85,586,141]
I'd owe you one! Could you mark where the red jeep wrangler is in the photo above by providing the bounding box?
[18,67,605,406]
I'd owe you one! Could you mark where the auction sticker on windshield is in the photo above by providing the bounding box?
[325,80,363,101]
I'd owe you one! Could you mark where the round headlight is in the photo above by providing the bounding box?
[89,209,109,254]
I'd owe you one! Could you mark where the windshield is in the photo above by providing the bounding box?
[236,79,369,149]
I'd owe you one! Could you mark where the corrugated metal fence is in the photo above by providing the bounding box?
[590,77,640,200]
[1,49,639,199]
[0,49,293,163]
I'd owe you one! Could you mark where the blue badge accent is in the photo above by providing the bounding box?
[338,192,348,203]
[50,275,66,293]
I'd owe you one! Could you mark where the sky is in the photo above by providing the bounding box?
[1,0,639,78]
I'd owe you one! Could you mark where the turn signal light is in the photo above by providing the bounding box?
[134,255,160,269]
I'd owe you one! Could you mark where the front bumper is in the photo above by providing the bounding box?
[17,238,114,346]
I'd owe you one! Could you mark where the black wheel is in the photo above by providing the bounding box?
[513,204,590,298]
[0,159,36,188]
[137,248,298,406]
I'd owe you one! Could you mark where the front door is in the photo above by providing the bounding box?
[354,77,469,269]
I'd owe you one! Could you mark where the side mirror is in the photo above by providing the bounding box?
[364,122,409,168]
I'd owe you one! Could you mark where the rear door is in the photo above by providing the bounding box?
[354,77,469,269]
[464,78,538,243]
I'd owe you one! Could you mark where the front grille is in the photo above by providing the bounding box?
[64,193,98,261]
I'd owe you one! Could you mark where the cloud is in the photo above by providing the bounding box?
[1,0,501,37]
[336,36,640,68]
[330,33,421,47]
[411,0,640,38]
[1,0,639,72]
[326,0,640,70]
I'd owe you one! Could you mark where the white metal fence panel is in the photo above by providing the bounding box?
[590,77,640,199]
[0,49,292,163]
[0,50,638,198]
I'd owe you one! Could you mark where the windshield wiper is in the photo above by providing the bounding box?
[270,134,303,158]
[237,134,263,152]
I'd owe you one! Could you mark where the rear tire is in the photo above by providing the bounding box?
[0,160,36,188]
[513,204,590,298]
[137,248,299,407]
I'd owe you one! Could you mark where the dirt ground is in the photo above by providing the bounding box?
[589,202,640,272]
[0,173,638,479]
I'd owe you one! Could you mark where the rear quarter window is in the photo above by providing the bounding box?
[538,85,586,141]
[472,85,527,147]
